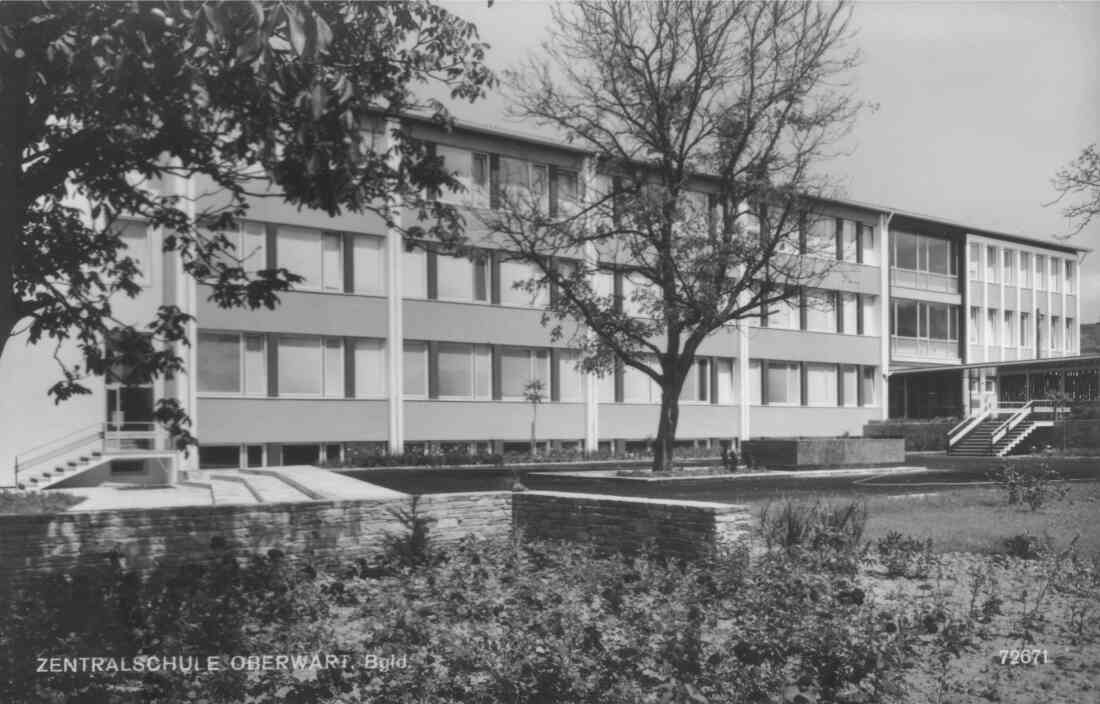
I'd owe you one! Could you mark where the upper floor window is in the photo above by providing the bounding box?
[437,342,492,399]
[436,145,489,207]
[968,243,981,281]
[891,299,958,341]
[1066,260,1076,293]
[805,363,838,406]
[861,224,879,266]
[437,252,489,302]
[403,245,428,298]
[1002,249,1015,285]
[278,335,343,397]
[500,258,549,307]
[985,246,998,283]
[764,361,801,405]
[1049,258,1062,293]
[557,350,586,402]
[840,220,858,263]
[1020,251,1032,287]
[197,331,267,396]
[804,289,837,332]
[212,220,266,275]
[765,295,800,330]
[499,156,549,212]
[500,347,550,399]
[277,225,342,292]
[1020,312,1032,347]
[351,234,385,295]
[119,220,153,287]
[804,215,835,259]
[1035,255,1046,290]
[1066,318,1076,351]
[892,232,956,276]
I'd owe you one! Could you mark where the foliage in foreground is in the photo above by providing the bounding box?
[2,536,921,704]
[759,499,869,575]
[0,490,84,515]
[987,461,1069,510]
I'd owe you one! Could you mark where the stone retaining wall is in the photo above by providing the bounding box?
[743,438,905,469]
[0,490,753,586]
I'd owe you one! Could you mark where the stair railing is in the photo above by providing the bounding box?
[947,396,993,448]
[13,423,104,487]
[991,401,1033,446]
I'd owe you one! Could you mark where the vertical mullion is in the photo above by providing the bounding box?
[343,233,355,293]
[550,348,561,402]
[266,334,279,397]
[426,249,438,299]
[344,338,356,399]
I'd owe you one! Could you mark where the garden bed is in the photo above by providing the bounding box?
[743,437,906,470]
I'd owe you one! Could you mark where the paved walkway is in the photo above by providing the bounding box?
[54,466,405,511]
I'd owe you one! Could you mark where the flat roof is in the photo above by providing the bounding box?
[411,113,1091,255]
[891,353,1100,376]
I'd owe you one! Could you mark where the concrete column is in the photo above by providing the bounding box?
[737,318,750,441]
[878,212,892,421]
[174,168,199,479]
[580,155,600,454]
[1060,256,1068,357]
[384,117,405,453]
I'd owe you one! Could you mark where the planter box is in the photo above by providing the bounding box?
[863,419,957,452]
[742,438,905,470]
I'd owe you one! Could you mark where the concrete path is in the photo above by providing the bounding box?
[246,466,406,500]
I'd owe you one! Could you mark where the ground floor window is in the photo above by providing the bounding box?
[282,444,320,465]
[199,445,240,469]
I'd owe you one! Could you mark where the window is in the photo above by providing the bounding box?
[861,225,878,266]
[1019,252,1031,287]
[841,365,858,407]
[436,145,489,207]
[622,359,652,402]
[500,348,551,399]
[558,350,585,401]
[353,339,386,397]
[986,310,998,347]
[279,336,323,396]
[402,246,428,298]
[119,221,152,286]
[352,235,385,295]
[1052,316,1062,349]
[243,334,267,395]
[277,226,342,291]
[1003,311,1016,347]
[927,302,956,340]
[805,289,837,332]
[622,272,656,318]
[198,332,242,393]
[403,342,428,397]
[804,215,835,259]
[765,361,801,405]
[554,169,580,217]
[437,343,473,398]
[1049,259,1062,293]
[986,246,998,283]
[437,253,486,302]
[766,295,800,330]
[212,221,266,274]
[1002,250,1015,285]
[199,445,240,469]
[840,221,858,262]
[1066,318,1076,352]
[893,299,919,338]
[841,292,859,334]
[1066,260,1076,293]
[1035,256,1046,290]
[969,307,981,344]
[861,367,878,406]
[1020,312,1031,347]
[682,358,710,403]
[748,359,762,405]
[715,358,735,404]
[594,268,615,301]
[323,338,344,397]
[862,295,880,335]
[806,363,838,406]
[968,243,981,281]
[498,156,549,212]
[599,368,615,403]
[499,259,549,307]
[893,232,957,275]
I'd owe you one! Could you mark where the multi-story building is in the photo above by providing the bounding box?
[1,117,1091,485]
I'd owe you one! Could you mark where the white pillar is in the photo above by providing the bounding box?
[384,118,405,453]
[580,155,599,454]
[737,320,750,441]
[174,169,199,478]
[878,212,892,421]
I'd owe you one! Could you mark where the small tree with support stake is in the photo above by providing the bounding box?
[523,379,545,457]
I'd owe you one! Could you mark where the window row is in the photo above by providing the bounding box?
[751,290,881,336]
[746,360,878,407]
[890,300,960,341]
[891,232,957,276]
[967,308,1076,351]
[967,243,1076,293]
[433,144,580,216]
[597,357,737,405]
[803,216,879,265]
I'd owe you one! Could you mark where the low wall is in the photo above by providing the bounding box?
[0,490,754,586]
[514,491,754,560]
[0,492,511,588]
[863,419,957,451]
[742,438,905,470]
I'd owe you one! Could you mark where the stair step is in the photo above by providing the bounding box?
[234,473,311,504]
[208,478,259,505]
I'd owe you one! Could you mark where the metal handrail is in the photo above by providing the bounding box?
[991,401,1032,446]
[14,423,104,482]
[947,396,993,447]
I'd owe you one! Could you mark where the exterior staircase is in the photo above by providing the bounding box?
[947,400,1058,457]
[14,423,175,489]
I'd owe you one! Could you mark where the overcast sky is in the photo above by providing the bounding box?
[435,0,1100,322]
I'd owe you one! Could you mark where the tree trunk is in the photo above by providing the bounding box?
[530,405,537,456]
[653,382,681,472]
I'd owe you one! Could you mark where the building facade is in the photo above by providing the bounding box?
[0,117,1089,481]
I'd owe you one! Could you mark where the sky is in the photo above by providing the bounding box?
[435,0,1100,321]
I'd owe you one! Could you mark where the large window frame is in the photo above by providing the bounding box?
[890,299,959,342]
[277,335,344,398]
[276,225,343,292]
[197,331,268,397]
[892,232,957,276]
[436,342,493,400]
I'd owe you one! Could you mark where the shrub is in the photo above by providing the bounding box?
[987,461,1069,510]
[875,531,936,579]
[759,499,868,574]
[1003,532,1051,560]
[0,490,84,514]
[1,536,924,704]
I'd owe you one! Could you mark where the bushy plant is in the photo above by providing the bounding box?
[875,531,936,579]
[1003,532,1051,560]
[0,490,84,514]
[1,536,926,704]
[759,499,868,574]
[987,461,1069,510]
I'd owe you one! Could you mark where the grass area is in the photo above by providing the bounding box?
[0,490,84,515]
[746,481,1100,556]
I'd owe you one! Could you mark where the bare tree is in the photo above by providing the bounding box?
[1047,144,1100,237]
[477,0,863,471]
